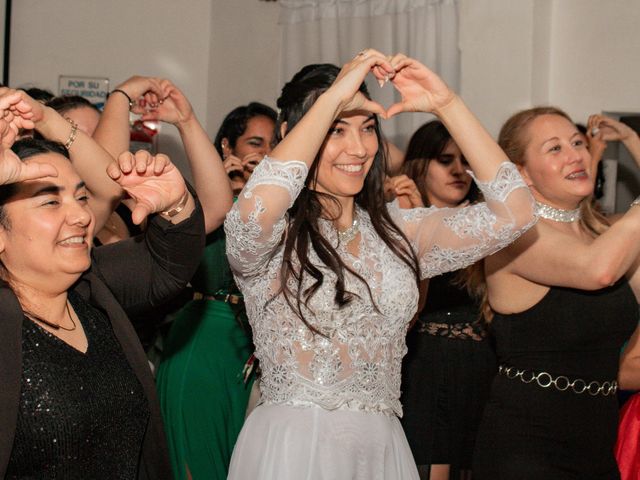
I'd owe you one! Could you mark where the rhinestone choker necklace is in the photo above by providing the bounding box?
[337,217,360,244]
[535,201,581,223]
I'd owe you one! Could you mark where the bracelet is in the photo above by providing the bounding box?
[161,190,189,218]
[109,89,134,110]
[631,196,640,208]
[64,119,78,150]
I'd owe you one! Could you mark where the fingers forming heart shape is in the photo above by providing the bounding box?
[348,53,456,120]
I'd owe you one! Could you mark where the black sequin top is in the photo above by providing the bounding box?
[6,291,150,479]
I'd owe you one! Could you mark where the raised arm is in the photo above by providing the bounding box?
[587,114,640,171]
[0,89,58,183]
[140,79,233,233]
[490,117,640,292]
[105,150,196,226]
[92,76,164,160]
[224,51,393,277]
[494,202,640,292]
[15,90,123,231]
[384,55,536,277]
[387,54,523,182]
[94,150,203,313]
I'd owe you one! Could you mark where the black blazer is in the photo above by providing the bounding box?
[0,200,205,479]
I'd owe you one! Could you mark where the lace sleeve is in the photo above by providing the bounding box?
[224,156,308,277]
[392,161,537,279]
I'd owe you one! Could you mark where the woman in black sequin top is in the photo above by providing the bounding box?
[0,89,204,479]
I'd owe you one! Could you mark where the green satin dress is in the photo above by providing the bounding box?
[156,227,255,480]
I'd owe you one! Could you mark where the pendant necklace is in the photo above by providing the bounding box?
[535,201,581,223]
[25,301,77,332]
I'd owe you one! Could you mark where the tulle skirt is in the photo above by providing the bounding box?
[227,403,420,480]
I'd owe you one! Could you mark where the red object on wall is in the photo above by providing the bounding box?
[130,119,159,153]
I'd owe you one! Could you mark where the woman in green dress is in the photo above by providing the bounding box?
[155,101,277,480]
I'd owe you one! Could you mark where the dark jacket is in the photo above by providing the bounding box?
[0,198,205,479]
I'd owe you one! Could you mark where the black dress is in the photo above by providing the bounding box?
[473,281,638,480]
[401,272,497,477]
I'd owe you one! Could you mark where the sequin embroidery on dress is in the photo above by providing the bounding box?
[225,157,536,417]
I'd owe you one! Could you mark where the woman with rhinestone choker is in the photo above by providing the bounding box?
[468,106,640,479]
[0,88,204,479]
[224,50,536,479]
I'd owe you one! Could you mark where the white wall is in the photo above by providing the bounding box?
[459,0,640,136]
[207,0,281,135]
[10,0,282,178]
[9,0,640,154]
[459,0,537,136]
[548,0,640,122]
[10,0,214,177]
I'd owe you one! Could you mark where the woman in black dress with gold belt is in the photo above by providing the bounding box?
[470,107,640,479]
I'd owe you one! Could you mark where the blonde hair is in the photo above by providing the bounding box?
[465,107,610,322]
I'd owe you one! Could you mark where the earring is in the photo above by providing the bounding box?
[222,142,233,160]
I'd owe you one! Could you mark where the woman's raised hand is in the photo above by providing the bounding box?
[113,76,164,115]
[328,49,394,118]
[223,153,244,177]
[0,87,44,130]
[241,152,262,174]
[141,79,194,126]
[0,89,33,145]
[588,114,637,143]
[106,150,188,225]
[384,174,425,209]
[0,89,57,184]
[385,54,456,118]
[0,146,58,186]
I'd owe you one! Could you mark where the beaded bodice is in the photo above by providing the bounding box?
[225,157,535,416]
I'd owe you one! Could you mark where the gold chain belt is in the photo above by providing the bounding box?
[498,365,617,396]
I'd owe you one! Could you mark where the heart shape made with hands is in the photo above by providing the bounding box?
[347,56,455,121]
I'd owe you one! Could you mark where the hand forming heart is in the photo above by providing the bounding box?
[334,50,457,121]
[384,53,457,119]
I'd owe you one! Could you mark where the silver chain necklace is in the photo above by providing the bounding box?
[535,201,581,223]
[337,217,360,244]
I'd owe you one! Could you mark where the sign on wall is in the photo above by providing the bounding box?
[58,76,109,109]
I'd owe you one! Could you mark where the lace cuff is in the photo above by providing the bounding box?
[468,161,527,202]
[242,156,309,208]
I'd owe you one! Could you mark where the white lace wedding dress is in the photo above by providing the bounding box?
[224,157,535,479]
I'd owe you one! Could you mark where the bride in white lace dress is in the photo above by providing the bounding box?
[225,50,537,479]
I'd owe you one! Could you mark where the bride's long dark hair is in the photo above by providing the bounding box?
[275,64,420,334]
